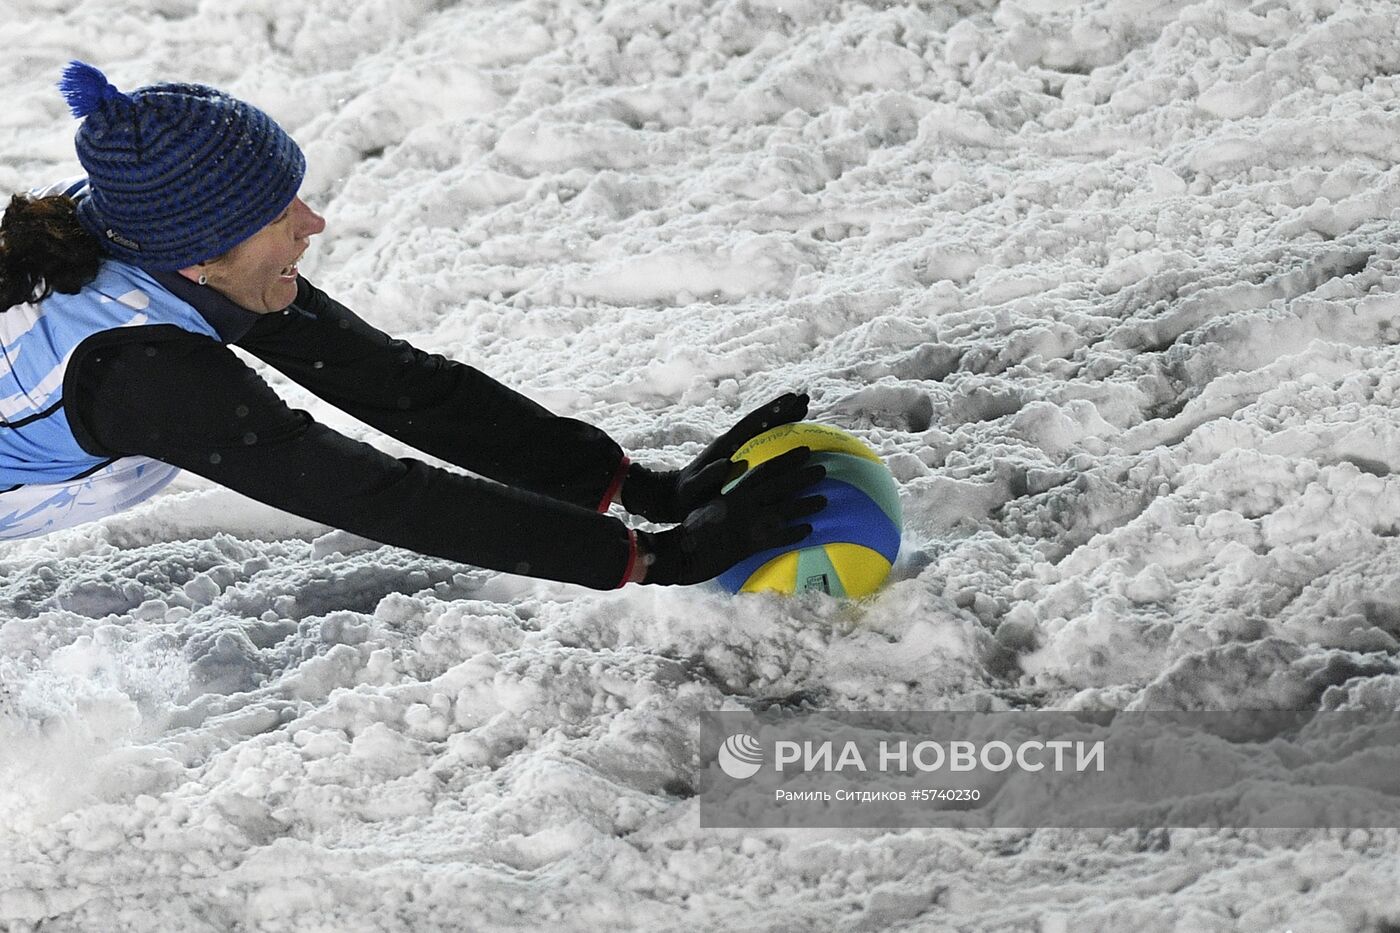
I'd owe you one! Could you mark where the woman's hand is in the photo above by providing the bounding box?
[636,446,826,586]
[622,391,809,523]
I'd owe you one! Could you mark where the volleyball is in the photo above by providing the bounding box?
[717,422,901,598]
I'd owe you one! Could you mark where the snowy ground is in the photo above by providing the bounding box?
[4,0,1400,929]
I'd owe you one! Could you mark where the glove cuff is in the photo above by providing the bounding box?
[614,528,639,587]
[596,455,630,513]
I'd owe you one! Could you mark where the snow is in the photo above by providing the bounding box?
[4,0,1400,929]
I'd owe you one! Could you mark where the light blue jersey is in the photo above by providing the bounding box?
[0,179,222,539]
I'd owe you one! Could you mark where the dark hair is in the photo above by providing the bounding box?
[0,193,103,311]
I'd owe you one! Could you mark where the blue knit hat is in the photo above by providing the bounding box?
[58,61,306,272]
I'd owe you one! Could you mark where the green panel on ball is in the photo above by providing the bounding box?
[811,451,902,528]
[794,545,848,598]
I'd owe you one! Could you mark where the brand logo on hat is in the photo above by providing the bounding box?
[104,228,141,251]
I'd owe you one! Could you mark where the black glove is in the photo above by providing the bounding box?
[622,392,809,523]
[638,446,827,586]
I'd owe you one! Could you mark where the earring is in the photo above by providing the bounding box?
[197,273,208,285]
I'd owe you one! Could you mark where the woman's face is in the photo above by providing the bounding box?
[180,195,326,313]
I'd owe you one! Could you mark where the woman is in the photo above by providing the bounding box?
[0,62,825,589]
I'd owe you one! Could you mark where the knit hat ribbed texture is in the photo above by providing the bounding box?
[59,61,306,272]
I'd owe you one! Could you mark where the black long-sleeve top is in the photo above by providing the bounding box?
[63,276,635,589]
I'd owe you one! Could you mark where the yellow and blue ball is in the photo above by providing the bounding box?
[718,422,901,598]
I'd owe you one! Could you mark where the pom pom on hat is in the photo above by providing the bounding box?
[58,61,130,118]
[58,62,306,272]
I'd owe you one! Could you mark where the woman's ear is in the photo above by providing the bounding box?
[176,261,215,286]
